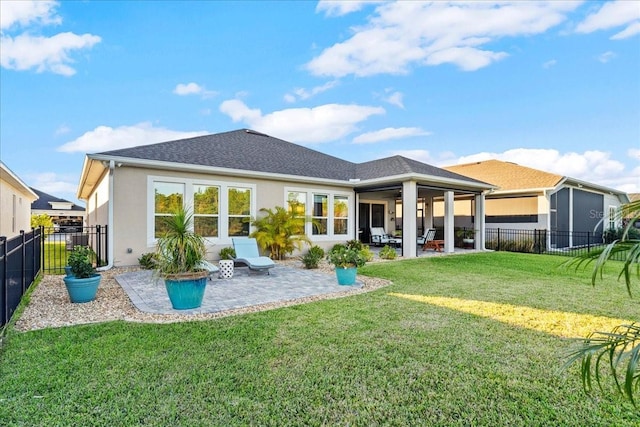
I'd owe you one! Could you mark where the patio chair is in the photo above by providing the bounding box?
[370,227,401,247]
[197,260,219,280]
[232,238,275,274]
[417,228,436,246]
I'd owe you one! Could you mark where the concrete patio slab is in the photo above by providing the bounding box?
[115,265,362,315]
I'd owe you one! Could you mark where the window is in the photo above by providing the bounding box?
[333,195,348,235]
[228,187,251,236]
[608,206,616,230]
[287,191,306,235]
[154,182,184,238]
[194,185,219,237]
[312,194,328,235]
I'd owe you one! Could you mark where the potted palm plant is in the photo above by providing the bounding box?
[326,241,368,285]
[63,245,101,303]
[155,205,209,310]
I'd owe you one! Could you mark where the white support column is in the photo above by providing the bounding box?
[444,191,455,253]
[354,192,360,241]
[475,193,486,250]
[402,181,418,258]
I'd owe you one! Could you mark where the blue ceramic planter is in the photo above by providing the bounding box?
[64,266,73,277]
[164,276,208,310]
[335,267,357,286]
[63,274,101,303]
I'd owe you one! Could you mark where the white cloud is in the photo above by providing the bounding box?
[54,124,71,136]
[219,99,385,143]
[383,90,404,108]
[1,32,101,76]
[0,0,60,30]
[173,82,217,98]
[26,171,79,196]
[57,122,208,153]
[316,0,382,17]
[392,149,458,166]
[307,1,579,77]
[0,1,101,76]
[596,51,616,63]
[353,127,430,144]
[449,148,635,192]
[542,59,557,69]
[284,80,340,103]
[628,148,640,161]
[575,0,640,39]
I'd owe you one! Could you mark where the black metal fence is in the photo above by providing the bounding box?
[485,228,627,261]
[40,225,109,274]
[1,228,42,327]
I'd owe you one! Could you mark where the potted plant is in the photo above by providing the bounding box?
[326,241,368,285]
[456,228,477,248]
[155,205,209,310]
[63,245,101,303]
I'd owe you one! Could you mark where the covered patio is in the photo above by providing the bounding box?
[355,181,492,258]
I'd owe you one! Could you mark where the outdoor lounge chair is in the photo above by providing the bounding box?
[417,228,436,246]
[232,238,275,274]
[370,227,401,247]
[197,260,219,280]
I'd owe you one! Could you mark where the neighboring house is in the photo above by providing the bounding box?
[442,160,629,248]
[30,188,86,232]
[76,129,493,267]
[627,193,640,229]
[0,161,38,238]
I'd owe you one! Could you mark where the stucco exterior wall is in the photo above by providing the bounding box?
[107,166,356,266]
[0,179,36,238]
[86,170,109,228]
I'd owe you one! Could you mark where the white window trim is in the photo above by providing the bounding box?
[148,175,256,246]
[284,187,353,241]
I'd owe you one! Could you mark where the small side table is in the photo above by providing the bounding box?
[218,260,234,279]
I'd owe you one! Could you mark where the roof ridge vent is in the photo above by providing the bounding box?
[245,129,270,137]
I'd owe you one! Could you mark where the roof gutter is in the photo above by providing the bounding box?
[96,160,114,272]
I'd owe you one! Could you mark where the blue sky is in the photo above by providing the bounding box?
[1,0,639,206]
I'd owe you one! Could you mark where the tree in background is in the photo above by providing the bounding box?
[565,199,639,407]
[30,214,54,238]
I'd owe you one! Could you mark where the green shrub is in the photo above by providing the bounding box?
[138,252,157,270]
[67,246,97,278]
[219,247,236,260]
[327,243,368,268]
[379,245,397,260]
[301,245,325,269]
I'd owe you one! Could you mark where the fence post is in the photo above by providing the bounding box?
[1,236,6,326]
[20,230,26,293]
[95,225,102,267]
[497,228,501,251]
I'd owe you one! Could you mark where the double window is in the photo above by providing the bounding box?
[286,189,352,237]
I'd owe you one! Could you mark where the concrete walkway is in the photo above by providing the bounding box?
[115,265,362,315]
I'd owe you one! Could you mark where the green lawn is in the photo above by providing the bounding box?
[1,252,638,425]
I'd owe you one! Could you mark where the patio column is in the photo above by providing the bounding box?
[475,193,486,250]
[402,181,417,258]
[443,191,455,253]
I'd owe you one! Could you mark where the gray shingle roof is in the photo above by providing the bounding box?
[98,129,485,185]
[30,188,85,211]
[100,129,357,181]
[355,155,487,184]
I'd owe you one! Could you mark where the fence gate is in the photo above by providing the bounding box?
[41,225,109,274]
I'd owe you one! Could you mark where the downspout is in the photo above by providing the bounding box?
[97,160,115,271]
